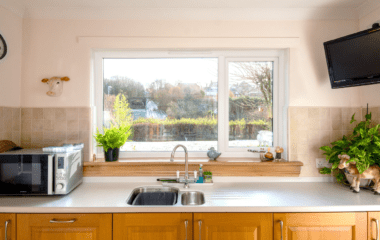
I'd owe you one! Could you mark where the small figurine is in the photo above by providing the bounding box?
[338,154,380,194]
[207,147,221,160]
[274,146,285,162]
[264,147,274,161]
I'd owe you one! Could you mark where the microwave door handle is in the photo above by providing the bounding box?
[48,155,53,195]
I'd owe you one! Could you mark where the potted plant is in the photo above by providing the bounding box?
[203,171,213,183]
[319,112,380,184]
[95,94,133,162]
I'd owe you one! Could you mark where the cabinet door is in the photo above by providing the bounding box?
[194,213,273,240]
[0,214,15,240]
[274,213,367,240]
[17,213,112,240]
[114,213,192,240]
[368,212,380,240]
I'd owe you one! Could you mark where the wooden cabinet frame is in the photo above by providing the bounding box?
[7,212,380,240]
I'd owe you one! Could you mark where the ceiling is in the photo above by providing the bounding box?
[7,0,370,9]
[1,0,379,20]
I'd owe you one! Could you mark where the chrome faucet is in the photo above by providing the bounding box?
[170,144,190,188]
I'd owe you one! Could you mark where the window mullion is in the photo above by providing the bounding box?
[217,56,226,154]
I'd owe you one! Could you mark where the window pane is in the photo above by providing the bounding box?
[228,61,273,148]
[103,58,218,152]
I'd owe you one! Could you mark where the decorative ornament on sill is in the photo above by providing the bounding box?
[41,76,70,97]
[274,146,285,162]
[207,147,221,161]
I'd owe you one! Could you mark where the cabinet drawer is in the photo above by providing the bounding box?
[17,214,112,240]
[274,212,367,240]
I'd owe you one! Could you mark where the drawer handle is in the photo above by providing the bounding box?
[198,220,202,240]
[373,219,379,240]
[184,220,188,240]
[278,220,283,240]
[50,218,76,223]
[5,220,10,240]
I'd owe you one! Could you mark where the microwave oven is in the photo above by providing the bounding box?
[0,148,83,195]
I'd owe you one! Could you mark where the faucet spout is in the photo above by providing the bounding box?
[170,144,189,188]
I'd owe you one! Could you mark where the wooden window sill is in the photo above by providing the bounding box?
[83,159,303,177]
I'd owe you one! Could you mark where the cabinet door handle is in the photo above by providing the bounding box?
[198,220,202,240]
[4,220,10,240]
[184,220,188,240]
[373,219,379,240]
[278,220,283,240]
[50,219,76,223]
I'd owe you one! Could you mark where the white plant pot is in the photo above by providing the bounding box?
[344,172,372,187]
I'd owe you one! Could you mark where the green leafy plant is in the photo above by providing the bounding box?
[94,125,132,152]
[203,171,212,176]
[112,94,133,128]
[320,112,380,180]
[94,94,133,152]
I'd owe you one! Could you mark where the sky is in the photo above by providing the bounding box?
[104,58,218,88]
[103,58,273,91]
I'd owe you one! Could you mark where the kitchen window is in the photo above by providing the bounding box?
[94,50,288,159]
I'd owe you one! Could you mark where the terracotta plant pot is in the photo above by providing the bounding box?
[104,148,120,162]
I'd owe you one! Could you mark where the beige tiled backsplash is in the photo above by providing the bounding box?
[1,105,379,170]
[0,106,91,162]
[289,106,380,177]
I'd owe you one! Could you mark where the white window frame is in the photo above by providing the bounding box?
[93,50,288,159]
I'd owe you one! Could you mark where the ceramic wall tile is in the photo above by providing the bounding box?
[66,108,79,121]
[319,107,330,119]
[67,120,79,131]
[0,107,21,144]
[78,108,90,119]
[32,108,43,119]
[43,120,54,132]
[331,108,342,120]
[55,108,66,121]
[32,119,44,132]
[43,108,55,120]
[308,107,320,119]
[21,131,31,143]
[21,108,32,119]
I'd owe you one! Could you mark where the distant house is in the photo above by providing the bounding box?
[129,97,167,120]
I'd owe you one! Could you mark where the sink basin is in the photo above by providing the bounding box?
[127,186,179,206]
[181,191,205,206]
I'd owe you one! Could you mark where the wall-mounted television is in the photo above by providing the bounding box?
[324,23,380,89]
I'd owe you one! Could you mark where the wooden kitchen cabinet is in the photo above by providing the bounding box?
[0,214,15,240]
[194,213,273,240]
[274,213,367,240]
[368,212,380,240]
[17,213,112,240]
[114,213,192,240]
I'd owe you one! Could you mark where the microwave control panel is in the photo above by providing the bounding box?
[54,150,83,195]
[56,157,67,180]
[55,155,68,194]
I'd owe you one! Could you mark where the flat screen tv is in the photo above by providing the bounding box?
[324,23,380,89]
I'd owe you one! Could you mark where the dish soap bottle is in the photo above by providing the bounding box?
[196,164,204,183]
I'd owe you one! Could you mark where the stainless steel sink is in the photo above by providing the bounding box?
[181,191,205,206]
[127,186,179,205]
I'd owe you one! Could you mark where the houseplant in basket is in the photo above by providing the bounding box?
[95,94,133,161]
[319,112,380,191]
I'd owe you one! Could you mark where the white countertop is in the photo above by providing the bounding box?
[1,179,380,213]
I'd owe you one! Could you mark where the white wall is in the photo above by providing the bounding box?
[0,6,22,107]
[359,7,380,107]
[20,19,361,108]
